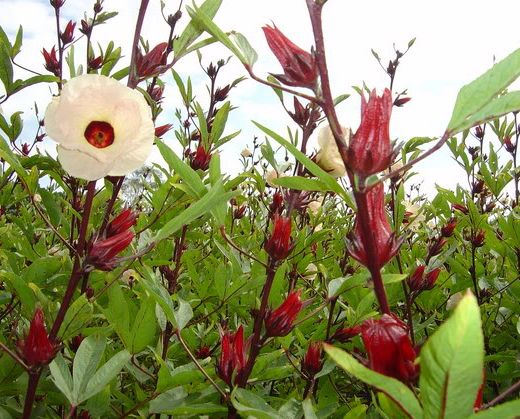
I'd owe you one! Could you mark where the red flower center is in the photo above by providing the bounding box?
[84,121,114,148]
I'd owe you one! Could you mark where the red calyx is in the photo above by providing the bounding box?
[86,230,134,271]
[264,290,303,337]
[106,208,137,237]
[262,24,317,89]
[154,124,173,138]
[190,145,212,171]
[135,42,169,80]
[60,21,76,45]
[441,217,457,237]
[361,313,417,383]
[264,214,293,261]
[18,307,57,367]
[347,89,395,176]
[42,47,60,77]
[347,183,402,269]
[216,325,247,387]
[302,341,323,377]
[329,325,361,343]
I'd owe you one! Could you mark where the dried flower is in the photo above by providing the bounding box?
[347,183,402,269]
[265,214,293,261]
[347,89,395,176]
[18,307,57,367]
[262,24,317,88]
[264,290,303,337]
[45,74,154,180]
[361,314,417,382]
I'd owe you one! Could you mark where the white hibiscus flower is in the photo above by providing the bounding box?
[315,125,350,178]
[45,74,154,181]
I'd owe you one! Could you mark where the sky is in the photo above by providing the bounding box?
[1,0,520,196]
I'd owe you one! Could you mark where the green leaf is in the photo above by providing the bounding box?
[231,388,280,419]
[130,296,157,353]
[272,176,329,192]
[210,101,230,143]
[186,4,244,63]
[419,291,484,419]
[324,344,422,419]
[0,135,27,181]
[302,398,318,419]
[12,26,23,58]
[72,335,106,404]
[253,122,353,207]
[447,48,520,133]
[173,0,223,60]
[59,295,93,340]
[0,43,13,90]
[173,297,193,331]
[469,400,520,419]
[151,182,235,243]
[231,32,258,66]
[49,354,74,404]
[81,349,130,403]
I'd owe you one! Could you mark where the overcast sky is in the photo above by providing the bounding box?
[2,0,520,195]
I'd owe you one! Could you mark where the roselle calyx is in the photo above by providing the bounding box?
[262,24,318,89]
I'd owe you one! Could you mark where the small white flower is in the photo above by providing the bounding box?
[308,200,322,215]
[403,200,425,231]
[240,147,252,158]
[45,74,154,181]
[33,193,42,203]
[304,263,318,281]
[266,169,282,187]
[315,125,350,178]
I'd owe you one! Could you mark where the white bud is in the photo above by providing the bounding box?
[315,125,350,178]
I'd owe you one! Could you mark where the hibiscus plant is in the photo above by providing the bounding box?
[0,0,519,418]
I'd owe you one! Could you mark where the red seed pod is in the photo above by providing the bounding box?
[394,96,411,107]
[406,265,427,293]
[135,42,169,80]
[269,191,284,216]
[427,237,447,259]
[195,345,211,359]
[504,136,515,154]
[262,24,318,89]
[264,290,303,337]
[60,21,76,45]
[106,208,138,237]
[474,125,484,140]
[452,203,469,214]
[471,229,486,248]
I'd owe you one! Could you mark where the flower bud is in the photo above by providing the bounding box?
[135,43,169,80]
[269,191,284,215]
[452,203,469,214]
[394,96,411,107]
[504,136,515,154]
[264,214,293,261]
[86,230,134,271]
[240,148,252,158]
[474,125,484,140]
[21,143,30,156]
[427,236,447,260]
[330,325,361,343]
[262,24,318,89]
[214,85,231,102]
[471,229,486,247]
[264,290,303,337]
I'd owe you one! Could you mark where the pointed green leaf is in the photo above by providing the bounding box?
[72,335,106,404]
[49,354,74,404]
[419,291,484,419]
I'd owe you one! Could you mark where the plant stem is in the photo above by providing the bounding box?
[22,369,42,419]
[0,341,28,370]
[481,379,520,409]
[305,0,349,164]
[127,0,150,88]
[176,330,227,399]
[235,259,277,387]
[50,180,96,340]
[354,191,391,314]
